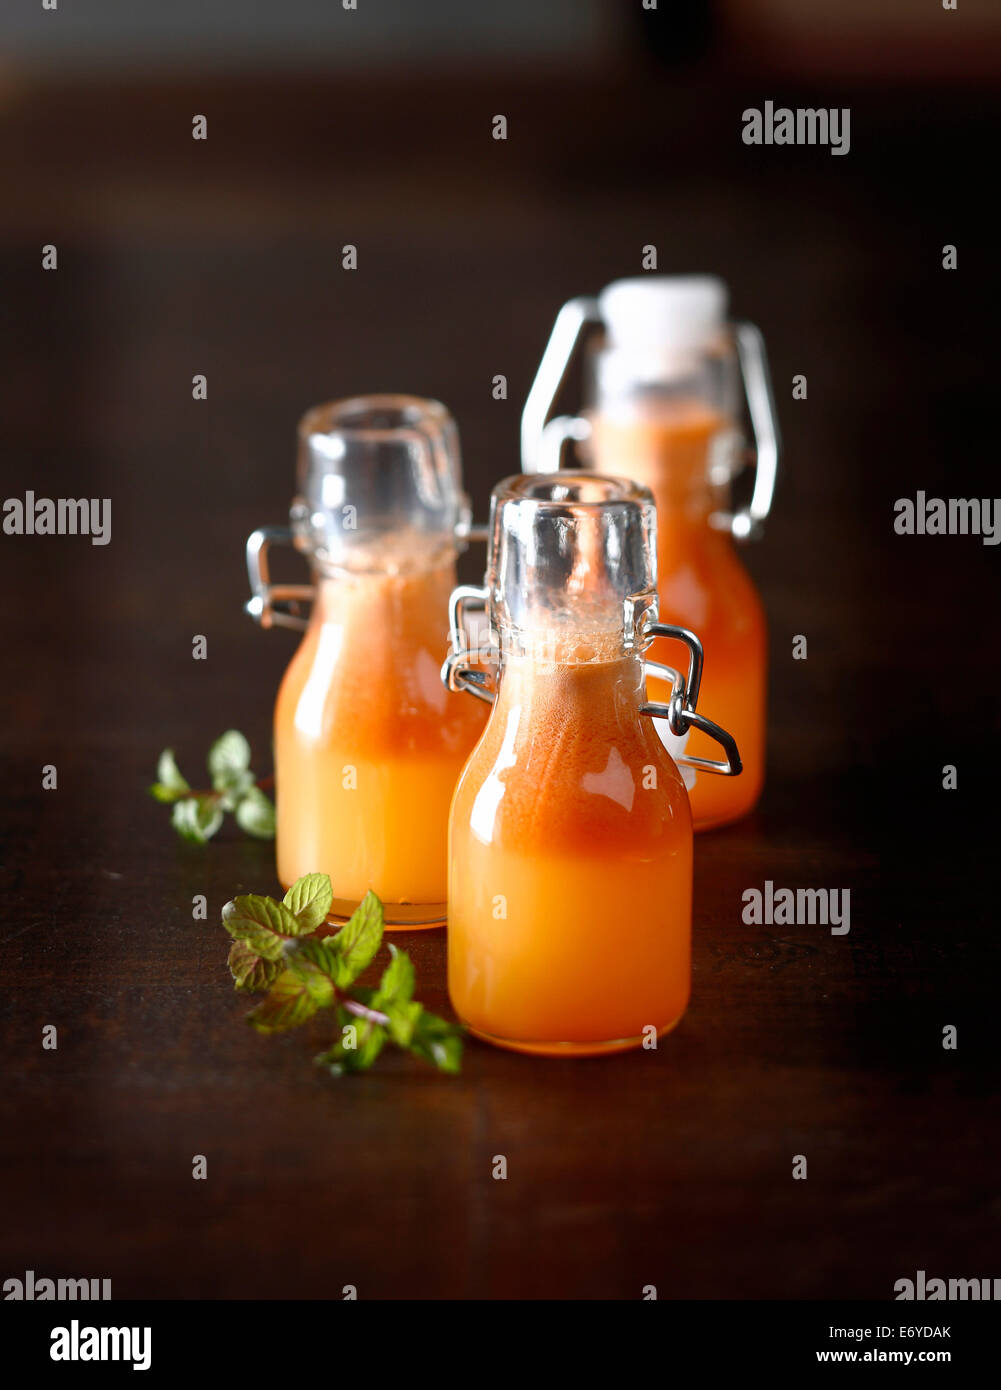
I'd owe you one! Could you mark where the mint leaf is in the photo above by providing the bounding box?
[221,894,307,960]
[282,873,333,931]
[353,1017,388,1068]
[208,730,251,790]
[372,945,420,1044]
[315,1010,386,1073]
[331,890,383,986]
[247,969,326,1033]
[409,1012,464,1074]
[376,944,415,1004]
[383,999,423,1047]
[172,795,223,844]
[284,952,337,1008]
[158,748,190,793]
[149,749,190,802]
[151,731,276,843]
[234,786,276,838]
[170,799,197,839]
[290,935,342,980]
[217,772,255,811]
[220,881,461,1077]
[207,728,250,783]
[228,940,282,994]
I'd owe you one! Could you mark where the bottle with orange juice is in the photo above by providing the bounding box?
[246,395,487,926]
[521,276,780,830]
[442,472,741,1055]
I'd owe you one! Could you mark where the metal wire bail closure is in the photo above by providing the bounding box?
[722,321,780,541]
[520,293,780,542]
[640,622,742,777]
[440,584,496,704]
[245,525,314,632]
[521,296,599,473]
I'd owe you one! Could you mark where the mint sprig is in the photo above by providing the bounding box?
[149,730,275,843]
[222,874,463,1076]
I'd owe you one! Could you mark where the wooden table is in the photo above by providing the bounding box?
[1,65,997,1300]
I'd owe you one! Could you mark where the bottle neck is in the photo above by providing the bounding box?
[493,640,647,724]
[587,397,735,541]
[309,553,457,637]
[302,525,461,579]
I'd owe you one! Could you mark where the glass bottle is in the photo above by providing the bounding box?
[521,276,780,830]
[246,395,487,926]
[442,472,741,1054]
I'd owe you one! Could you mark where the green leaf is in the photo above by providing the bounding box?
[290,935,342,980]
[149,783,182,803]
[208,730,252,793]
[149,749,190,802]
[408,1012,464,1074]
[376,944,415,1004]
[217,771,256,811]
[221,894,307,960]
[247,969,326,1033]
[331,891,383,987]
[282,873,333,930]
[234,786,276,839]
[284,952,337,1008]
[383,999,424,1047]
[354,1022,387,1069]
[371,945,419,1044]
[315,1012,386,1073]
[228,940,281,994]
[171,795,223,844]
[158,748,190,792]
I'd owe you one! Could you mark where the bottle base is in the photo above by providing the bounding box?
[279,884,447,930]
[464,1014,685,1057]
[328,896,446,930]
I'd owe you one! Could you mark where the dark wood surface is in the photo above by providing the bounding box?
[1,61,998,1300]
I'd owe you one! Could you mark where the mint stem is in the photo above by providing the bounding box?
[190,775,274,803]
[340,995,391,1027]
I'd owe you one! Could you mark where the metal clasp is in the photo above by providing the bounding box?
[640,622,742,776]
[245,526,314,632]
[248,515,490,637]
[521,296,600,473]
[539,414,593,471]
[711,321,780,541]
[440,584,497,704]
[520,296,779,542]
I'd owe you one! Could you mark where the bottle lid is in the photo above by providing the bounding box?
[293,395,470,571]
[598,276,728,352]
[487,472,658,651]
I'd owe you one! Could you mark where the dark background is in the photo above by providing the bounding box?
[1,1,998,1299]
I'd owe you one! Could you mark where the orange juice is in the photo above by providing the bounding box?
[448,642,692,1053]
[275,555,486,924]
[521,276,778,830]
[590,400,766,829]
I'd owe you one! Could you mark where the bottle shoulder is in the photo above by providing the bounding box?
[452,694,691,855]
[275,621,486,754]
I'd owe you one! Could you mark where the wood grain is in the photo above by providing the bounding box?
[0,64,997,1300]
